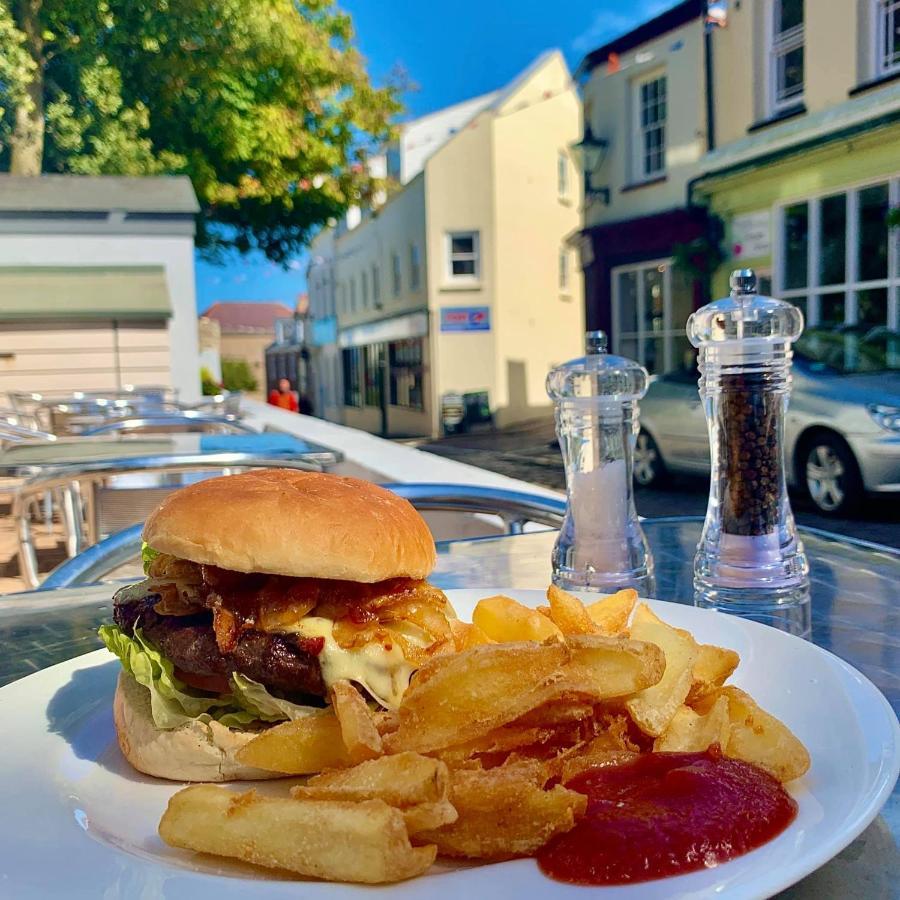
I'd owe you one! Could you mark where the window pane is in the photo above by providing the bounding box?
[669,266,694,328]
[889,3,900,69]
[856,288,888,327]
[819,293,846,327]
[617,271,639,332]
[644,338,665,375]
[451,235,474,254]
[783,203,809,289]
[643,266,665,333]
[819,193,846,285]
[619,337,639,361]
[858,184,889,281]
[671,335,695,373]
[778,0,804,33]
[788,296,807,321]
[778,46,804,100]
[452,259,476,276]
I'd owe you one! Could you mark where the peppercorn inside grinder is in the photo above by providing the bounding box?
[546,330,654,595]
[688,270,810,625]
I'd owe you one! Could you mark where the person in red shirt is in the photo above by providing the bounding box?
[267,378,299,412]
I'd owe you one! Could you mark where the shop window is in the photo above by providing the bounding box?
[363,344,384,408]
[341,348,362,407]
[389,339,425,410]
[769,0,804,113]
[777,178,899,332]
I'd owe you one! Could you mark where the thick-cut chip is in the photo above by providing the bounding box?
[448,618,493,650]
[559,744,639,783]
[547,585,598,635]
[716,686,810,782]
[291,752,457,834]
[159,786,436,883]
[586,589,638,635]
[415,763,585,860]
[625,616,699,737]
[515,699,595,728]
[332,680,383,763]
[374,709,400,736]
[473,595,563,642]
[687,644,741,704]
[653,696,731,752]
[387,637,664,754]
[433,725,548,765]
[235,713,351,774]
[630,602,664,628]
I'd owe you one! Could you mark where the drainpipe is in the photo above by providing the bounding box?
[703,1,716,152]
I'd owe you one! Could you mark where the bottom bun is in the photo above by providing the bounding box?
[113,671,282,782]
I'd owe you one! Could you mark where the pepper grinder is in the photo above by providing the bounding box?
[688,270,810,632]
[546,331,654,595]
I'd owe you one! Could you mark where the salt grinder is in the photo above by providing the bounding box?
[546,331,654,595]
[688,270,809,620]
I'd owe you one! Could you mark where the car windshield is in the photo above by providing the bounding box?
[794,327,900,375]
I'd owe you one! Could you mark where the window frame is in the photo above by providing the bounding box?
[341,347,363,407]
[773,173,900,332]
[768,0,805,115]
[559,247,570,293]
[875,0,900,77]
[631,71,667,182]
[445,230,481,283]
[372,263,381,308]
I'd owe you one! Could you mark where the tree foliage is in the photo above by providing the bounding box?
[0,0,401,262]
[220,358,258,393]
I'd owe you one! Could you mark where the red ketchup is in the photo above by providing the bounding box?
[538,747,797,885]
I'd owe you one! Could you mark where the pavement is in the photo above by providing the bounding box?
[417,417,900,550]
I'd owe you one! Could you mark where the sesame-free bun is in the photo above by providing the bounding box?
[113,672,280,782]
[142,469,436,582]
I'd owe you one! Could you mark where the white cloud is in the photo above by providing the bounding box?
[571,1,677,55]
[287,260,303,270]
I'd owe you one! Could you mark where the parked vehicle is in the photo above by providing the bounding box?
[635,328,900,516]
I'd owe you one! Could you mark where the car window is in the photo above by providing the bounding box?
[795,327,900,374]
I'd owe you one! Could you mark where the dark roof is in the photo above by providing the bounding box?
[0,175,199,214]
[579,0,703,75]
[203,301,294,333]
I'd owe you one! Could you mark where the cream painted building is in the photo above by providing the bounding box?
[307,51,585,437]
[576,0,711,377]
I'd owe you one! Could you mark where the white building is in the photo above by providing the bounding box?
[0,175,201,400]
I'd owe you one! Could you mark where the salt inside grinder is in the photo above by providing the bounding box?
[546,331,654,595]
[689,269,809,614]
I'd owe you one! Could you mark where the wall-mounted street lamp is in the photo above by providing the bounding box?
[570,124,610,206]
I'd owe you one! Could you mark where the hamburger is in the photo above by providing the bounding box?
[100,469,454,782]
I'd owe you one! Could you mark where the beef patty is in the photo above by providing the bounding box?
[113,591,326,698]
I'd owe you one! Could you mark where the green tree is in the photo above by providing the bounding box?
[0,0,401,262]
[220,358,258,392]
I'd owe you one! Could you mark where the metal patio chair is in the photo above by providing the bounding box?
[34,483,566,589]
[13,455,324,589]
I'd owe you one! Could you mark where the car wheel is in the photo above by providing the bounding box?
[803,433,862,516]
[634,429,666,488]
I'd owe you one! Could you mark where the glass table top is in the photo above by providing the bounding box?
[0,518,896,897]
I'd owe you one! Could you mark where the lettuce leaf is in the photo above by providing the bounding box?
[230,673,321,722]
[141,542,160,574]
[98,624,320,730]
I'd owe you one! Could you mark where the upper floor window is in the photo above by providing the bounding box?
[372,264,381,308]
[349,278,357,313]
[876,0,900,76]
[770,0,804,112]
[361,270,369,308]
[557,151,569,198]
[392,252,402,296]
[633,74,666,181]
[409,243,421,291]
[446,231,480,282]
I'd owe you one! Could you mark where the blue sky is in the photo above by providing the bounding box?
[195,0,674,313]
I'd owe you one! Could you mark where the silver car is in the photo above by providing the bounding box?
[634,328,900,516]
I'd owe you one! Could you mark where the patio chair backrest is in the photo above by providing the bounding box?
[78,415,256,436]
[35,482,566,589]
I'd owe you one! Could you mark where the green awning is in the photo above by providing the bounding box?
[0,266,172,320]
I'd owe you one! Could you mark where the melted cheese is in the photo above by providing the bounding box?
[280,616,418,709]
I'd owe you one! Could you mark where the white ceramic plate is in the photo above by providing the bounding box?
[1,590,897,900]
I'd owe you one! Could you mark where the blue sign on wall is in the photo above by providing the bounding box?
[440,306,491,332]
